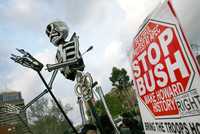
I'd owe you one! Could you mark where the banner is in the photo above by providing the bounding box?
[130,0,200,134]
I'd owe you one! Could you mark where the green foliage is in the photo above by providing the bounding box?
[28,97,73,134]
[109,67,131,91]
[95,100,106,115]
[105,94,124,117]
[95,93,124,118]
[95,67,140,118]
[94,67,135,118]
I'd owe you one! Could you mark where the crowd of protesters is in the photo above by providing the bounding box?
[80,113,144,134]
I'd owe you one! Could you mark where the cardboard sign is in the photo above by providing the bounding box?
[130,0,200,134]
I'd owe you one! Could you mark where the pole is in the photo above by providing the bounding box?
[96,86,120,134]
[22,69,58,111]
[87,100,104,134]
[77,97,87,125]
[23,89,48,111]
[37,71,78,134]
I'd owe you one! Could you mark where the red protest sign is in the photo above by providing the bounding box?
[132,20,195,118]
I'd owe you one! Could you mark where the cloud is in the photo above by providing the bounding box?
[172,0,200,44]
[0,0,121,32]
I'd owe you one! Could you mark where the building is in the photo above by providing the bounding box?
[0,92,24,109]
[0,91,32,134]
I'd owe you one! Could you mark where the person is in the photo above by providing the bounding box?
[121,112,144,134]
[119,118,132,134]
[81,124,97,134]
[121,117,144,134]
[100,115,115,134]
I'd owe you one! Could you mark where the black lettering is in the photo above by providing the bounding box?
[155,122,165,132]
[189,123,198,134]
[175,122,183,134]
[164,122,190,134]
[194,95,200,105]
[188,97,198,110]
[183,122,189,134]
[196,123,200,134]
[165,122,170,132]
[184,99,192,110]
[145,122,156,131]
[177,101,184,112]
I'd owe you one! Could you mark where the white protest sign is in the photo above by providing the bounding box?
[130,0,200,133]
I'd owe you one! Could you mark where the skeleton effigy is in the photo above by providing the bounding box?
[45,21,104,132]
[10,20,119,134]
[10,21,85,134]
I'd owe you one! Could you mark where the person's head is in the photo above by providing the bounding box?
[122,118,132,128]
[81,124,97,134]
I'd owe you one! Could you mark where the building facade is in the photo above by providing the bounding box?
[0,91,31,134]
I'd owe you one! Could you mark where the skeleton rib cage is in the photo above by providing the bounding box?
[56,35,80,65]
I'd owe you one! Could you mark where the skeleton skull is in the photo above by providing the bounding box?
[46,21,69,46]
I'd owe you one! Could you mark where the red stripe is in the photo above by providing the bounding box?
[167,0,177,17]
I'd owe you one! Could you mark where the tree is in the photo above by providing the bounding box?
[109,67,131,98]
[95,93,124,118]
[27,97,73,134]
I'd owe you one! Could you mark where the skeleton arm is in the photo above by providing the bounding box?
[10,49,43,71]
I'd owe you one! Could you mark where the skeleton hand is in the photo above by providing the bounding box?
[10,49,43,71]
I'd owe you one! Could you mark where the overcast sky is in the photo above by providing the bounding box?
[0,0,200,125]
